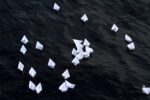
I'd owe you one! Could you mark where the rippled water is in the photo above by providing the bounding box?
[0,0,150,100]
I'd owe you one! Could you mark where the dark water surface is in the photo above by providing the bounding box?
[0,0,150,100]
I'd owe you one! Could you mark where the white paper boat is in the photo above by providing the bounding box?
[65,80,75,89]
[48,58,56,69]
[142,85,150,95]
[29,67,36,78]
[73,39,83,45]
[125,34,132,43]
[20,45,27,55]
[85,46,94,53]
[21,35,29,44]
[53,3,60,12]
[36,41,43,50]
[72,57,80,66]
[59,82,68,92]
[111,24,119,32]
[81,14,88,22]
[29,80,36,91]
[73,39,84,51]
[35,83,42,94]
[127,42,135,50]
[72,48,78,56]
[17,61,24,72]
[62,69,70,79]
[83,38,90,46]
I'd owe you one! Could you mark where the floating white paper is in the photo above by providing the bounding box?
[83,38,90,46]
[35,83,42,94]
[81,14,88,22]
[85,46,94,53]
[125,34,132,43]
[127,42,135,50]
[111,24,119,32]
[72,48,78,56]
[142,85,150,95]
[59,82,68,92]
[48,58,56,69]
[20,45,27,55]
[29,80,36,91]
[21,35,29,44]
[35,41,43,50]
[62,69,70,79]
[76,52,84,60]
[72,57,80,66]
[65,80,75,89]
[17,61,24,72]
[29,67,36,78]
[83,52,90,58]
[53,3,60,12]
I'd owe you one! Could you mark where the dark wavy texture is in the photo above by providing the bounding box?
[0,0,150,100]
